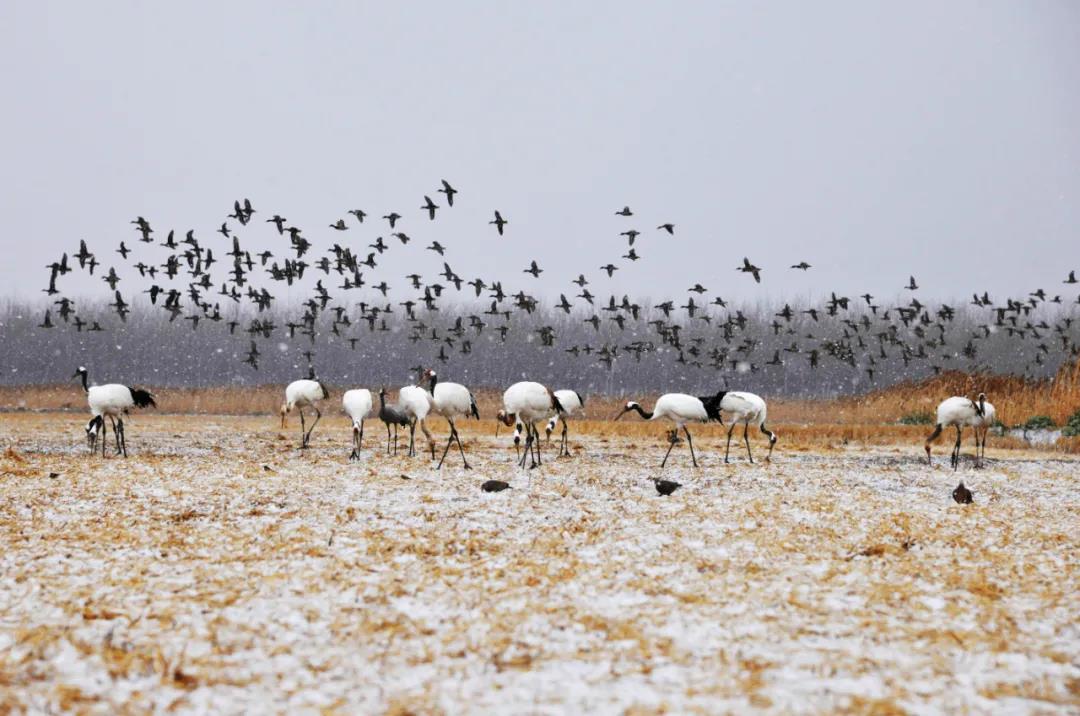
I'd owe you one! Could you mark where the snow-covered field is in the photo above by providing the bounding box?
[1,413,1078,713]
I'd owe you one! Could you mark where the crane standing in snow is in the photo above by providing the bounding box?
[377,387,411,455]
[497,381,565,469]
[73,366,156,457]
[710,391,777,463]
[545,389,585,457]
[421,369,480,469]
[281,376,330,449]
[925,393,989,469]
[342,388,374,460]
[398,380,436,459]
[615,393,720,467]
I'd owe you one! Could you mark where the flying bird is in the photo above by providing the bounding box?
[490,210,507,235]
[738,257,762,283]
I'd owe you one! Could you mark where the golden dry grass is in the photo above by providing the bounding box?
[0,412,1078,712]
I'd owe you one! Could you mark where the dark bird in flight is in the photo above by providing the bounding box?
[599,264,618,277]
[615,206,633,216]
[524,260,543,278]
[422,195,439,220]
[657,223,675,234]
[1065,270,1077,285]
[383,212,401,228]
[267,215,287,234]
[490,210,507,235]
[791,262,811,270]
[438,179,457,207]
[738,257,762,283]
[905,275,919,291]
[330,219,348,231]
[117,242,130,260]
[348,209,366,223]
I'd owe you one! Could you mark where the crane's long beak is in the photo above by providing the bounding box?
[613,408,628,421]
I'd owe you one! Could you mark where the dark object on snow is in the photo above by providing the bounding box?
[654,479,682,496]
[952,481,973,504]
[482,479,511,493]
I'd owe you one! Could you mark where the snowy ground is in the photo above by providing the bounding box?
[1,413,1078,713]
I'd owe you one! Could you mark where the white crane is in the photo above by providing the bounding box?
[281,378,329,449]
[925,393,990,469]
[73,366,156,457]
[615,393,720,467]
[421,369,480,469]
[545,389,585,457]
[712,391,777,463]
[497,381,565,468]
[398,383,435,458]
[342,388,374,461]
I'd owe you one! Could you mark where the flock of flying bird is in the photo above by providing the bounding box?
[33,179,1079,492]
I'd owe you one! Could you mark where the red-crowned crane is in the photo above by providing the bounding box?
[342,388,373,461]
[281,378,329,449]
[545,389,585,457]
[73,366,156,457]
[398,383,435,458]
[925,393,990,469]
[421,369,480,469]
[615,393,720,467]
[497,381,565,468]
[709,391,777,463]
[972,395,996,463]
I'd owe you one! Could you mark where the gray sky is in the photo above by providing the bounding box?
[3,1,1079,306]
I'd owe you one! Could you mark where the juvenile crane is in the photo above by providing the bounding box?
[545,389,585,457]
[281,377,330,449]
[398,381,435,459]
[925,393,989,469]
[342,388,374,460]
[422,369,480,469]
[378,387,410,455]
[73,366,156,457]
[497,382,565,469]
[615,393,720,467]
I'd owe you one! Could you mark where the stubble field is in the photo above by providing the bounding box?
[1,411,1078,714]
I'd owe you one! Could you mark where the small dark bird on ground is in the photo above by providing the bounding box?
[490,210,507,235]
[952,482,973,504]
[482,479,511,493]
[654,479,682,496]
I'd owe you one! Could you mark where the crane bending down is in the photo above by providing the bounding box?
[74,366,156,457]
[545,389,585,457]
[342,388,374,460]
[615,393,722,467]
[925,393,989,469]
[422,369,480,469]
[398,383,436,458]
[497,382,565,469]
[711,391,777,463]
[281,378,330,449]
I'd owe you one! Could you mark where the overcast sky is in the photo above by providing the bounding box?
[3,2,1079,306]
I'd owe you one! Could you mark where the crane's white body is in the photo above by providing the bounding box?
[342,388,374,460]
[87,384,137,418]
[424,370,479,469]
[499,381,563,468]
[716,391,777,463]
[617,393,712,467]
[545,390,585,456]
[398,384,435,458]
[926,394,992,468]
[281,379,329,448]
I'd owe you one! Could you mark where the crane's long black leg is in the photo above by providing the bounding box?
[305,407,321,448]
[744,422,754,464]
[408,420,416,457]
[684,426,698,467]
[534,424,543,467]
[660,432,677,468]
[118,418,127,458]
[100,417,107,457]
[350,426,359,461]
[437,419,455,469]
[561,419,571,457]
[299,408,307,449]
[952,426,962,470]
[359,419,364,453]
[519,427,531,468]
[454,421,470,469]
[725,423,736,464]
